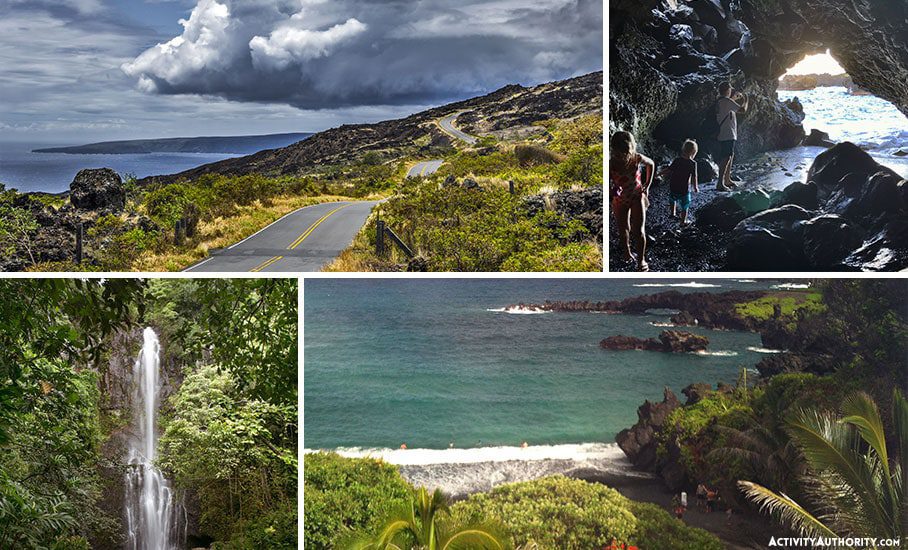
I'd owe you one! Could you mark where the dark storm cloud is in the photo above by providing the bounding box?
[121,0,603,109]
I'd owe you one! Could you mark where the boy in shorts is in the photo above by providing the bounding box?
[661,139,700,224]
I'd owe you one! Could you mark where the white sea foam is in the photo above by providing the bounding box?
[486,305,550,314]
[692,350,739,357]
[746,346,786,354]
[633,281,721,288]
[734,279,758,283]
[650,322,676,327]
[305,443,650,495]
[308,442,623,465]
[771,283,811,290]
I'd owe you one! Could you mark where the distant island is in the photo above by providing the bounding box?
[32,132,312,155]
[777,73,868,94]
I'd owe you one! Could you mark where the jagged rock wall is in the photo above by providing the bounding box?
[610,0,908,161]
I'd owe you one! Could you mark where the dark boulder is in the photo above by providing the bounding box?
[772,180,818,210]
[697,157,718,182]
[725,205,813,270]
[695,195,748,230]
[843,220,908,271]
[801,214,864,269]
[460,177,483,191]
[807,142,880,198]
[69,168,125,212]
[802,129,836,147]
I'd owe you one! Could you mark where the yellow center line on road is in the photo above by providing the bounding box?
[287,203,352,250]
[420,162,428,176]
[250,255,283,272]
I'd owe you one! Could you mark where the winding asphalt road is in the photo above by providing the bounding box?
[406,112,478,178]
[185,200,379,272]
[438,111,478,144]
[406,159,444,178]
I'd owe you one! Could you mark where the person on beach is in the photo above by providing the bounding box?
[715,82,748,191]
[609,131,655,271]
[659,139,700,223]
[696,483,708,510]
[706,489,717,513]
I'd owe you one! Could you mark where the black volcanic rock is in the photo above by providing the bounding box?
[616,387,681,471]
[70,168,125,212]
[600,330,710,353]
[610,0,908,163]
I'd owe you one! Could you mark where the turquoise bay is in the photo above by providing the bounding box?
[304,279,774,451]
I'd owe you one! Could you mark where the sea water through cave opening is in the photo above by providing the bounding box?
[767,50,908,183]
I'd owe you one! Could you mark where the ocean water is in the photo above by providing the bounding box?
[304,279,784,454]
[0,141,243,194]
[778,87,908,155]
[774,87,908,180]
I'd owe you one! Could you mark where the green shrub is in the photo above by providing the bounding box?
[627,501,723,550]
[303,452,410,549]
[514,144,563,167]
[451,476,721,549]
[216,504,297,550]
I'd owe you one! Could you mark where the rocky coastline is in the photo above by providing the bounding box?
[505,289,767,330]
[600,330,710,353]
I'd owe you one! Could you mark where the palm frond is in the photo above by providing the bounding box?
[438,523,512,550]
[786,408,891,534]
[738,480,839,539]
[840,392,890,477]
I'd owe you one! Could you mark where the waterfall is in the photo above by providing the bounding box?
[124,328,185,550]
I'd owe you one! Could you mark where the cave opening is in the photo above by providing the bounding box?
[773,49,908,179]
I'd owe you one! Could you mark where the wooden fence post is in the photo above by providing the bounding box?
[174,219,184,246]
[74,223,83,264]
[509,180,515,195]
[375,219,385,257]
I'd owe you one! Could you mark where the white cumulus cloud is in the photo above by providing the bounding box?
[250,17,366,69]
[119,0,602,109]
[122,0,233,92]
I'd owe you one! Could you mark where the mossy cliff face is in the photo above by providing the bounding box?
[610,0,907,161]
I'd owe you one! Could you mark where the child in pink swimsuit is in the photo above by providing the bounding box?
[609,131,654,271]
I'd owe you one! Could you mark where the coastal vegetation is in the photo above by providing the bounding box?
[328,114,603,272]
[0,279,298,548]
[618,280,907,544]
[303,453,721,549]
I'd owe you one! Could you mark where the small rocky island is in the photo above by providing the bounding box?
[601,330,710,353]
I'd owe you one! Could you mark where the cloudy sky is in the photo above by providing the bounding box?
[0,0,602,144]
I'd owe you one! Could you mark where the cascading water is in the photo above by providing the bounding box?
[124,328,185,550]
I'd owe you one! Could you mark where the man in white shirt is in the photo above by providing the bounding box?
[716,81,748,191]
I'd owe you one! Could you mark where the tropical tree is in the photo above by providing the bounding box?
[739,388,908,540]
[338,486,511,550]
[708,399,807,500]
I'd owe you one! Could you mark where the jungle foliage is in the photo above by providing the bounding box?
[0,279,298,548]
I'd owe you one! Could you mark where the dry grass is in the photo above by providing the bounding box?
[132,194,359,271]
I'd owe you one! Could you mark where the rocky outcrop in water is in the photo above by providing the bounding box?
[506,290,768,331]
[722,142,908,271]
[616,388,681,472]
[610,0,908,163]
[601,330,710,353]
[617,383,737,490]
